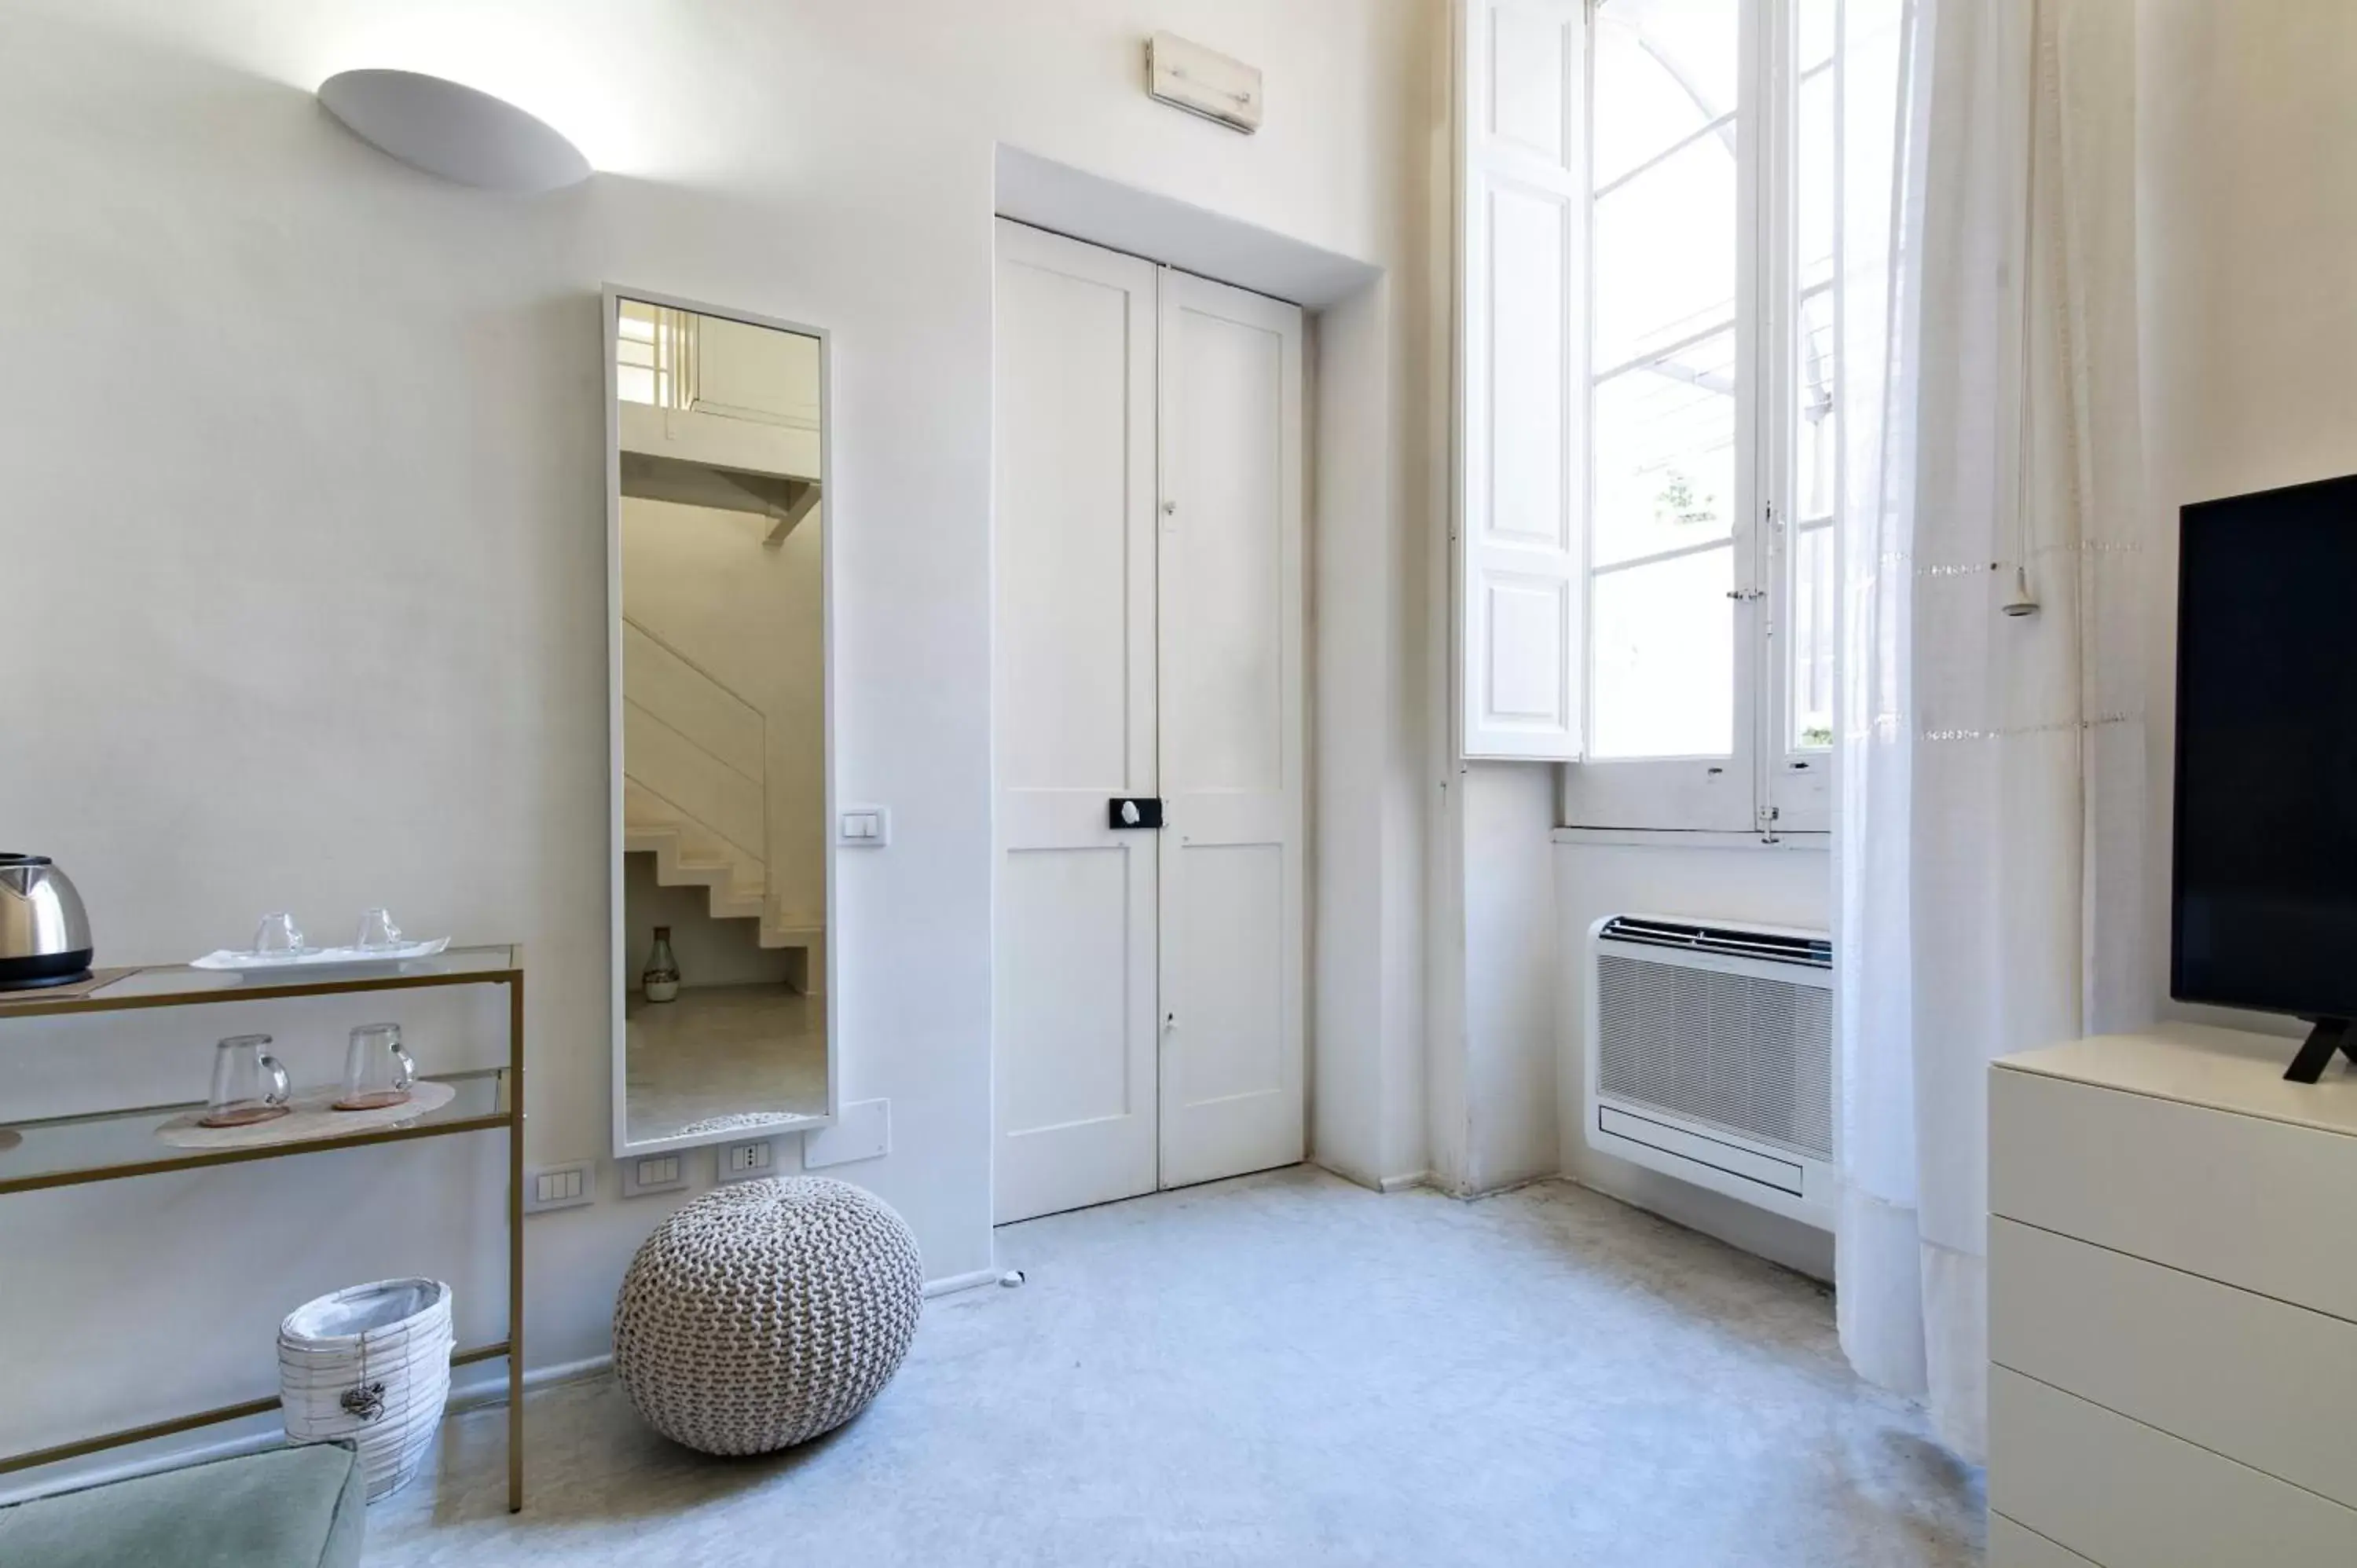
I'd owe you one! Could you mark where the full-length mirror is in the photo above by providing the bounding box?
[607,291,834,1154]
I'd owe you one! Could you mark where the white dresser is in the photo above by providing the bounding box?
[1989,1025,2357,1566]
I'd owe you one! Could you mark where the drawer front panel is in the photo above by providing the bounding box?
[1992,1218,2357,1508]
[1990,1515,2099,1568]
[1989,1067,2357,1319]
[1989,1367,2357,1568]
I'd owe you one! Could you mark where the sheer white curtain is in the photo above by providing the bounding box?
[1832,0,2150,1460]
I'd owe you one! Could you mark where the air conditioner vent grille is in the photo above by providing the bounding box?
[1596,951,1833,1162]
[1598,915,1831,969]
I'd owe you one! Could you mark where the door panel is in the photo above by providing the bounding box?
[1168,841,1286,1103]
[998,846,1138,1130]
[1166,306,1286,793]
[1156,269,1306,1192]
[992,220,1160,1224]
[994,257,1142,793]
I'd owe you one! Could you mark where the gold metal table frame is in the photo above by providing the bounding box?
[0,945,526,1512]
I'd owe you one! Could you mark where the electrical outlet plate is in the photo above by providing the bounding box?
[620,1152,689,1198]
[524,1161,594,1213]
[714,1137,782,1184]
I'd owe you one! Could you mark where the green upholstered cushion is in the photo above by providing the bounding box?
[0,1442,366,1568]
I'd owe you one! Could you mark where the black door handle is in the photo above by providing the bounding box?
[1108,797,1165,830]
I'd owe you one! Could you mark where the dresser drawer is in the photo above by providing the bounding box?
[1989,1066,2357,1318]
[1992,1218,2357,1508]
[1989,1366,2357,1567]
[1990,1515,2098,1568]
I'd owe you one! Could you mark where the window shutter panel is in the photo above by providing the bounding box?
[1457,0,1587,760]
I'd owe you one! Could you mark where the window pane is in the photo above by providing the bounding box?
[617,301,692,409]
[1789,522,1835,749]
[1800,0,1838,73]
[1794,290,1835,522]
[1798,63,1836,294]
[1596,1,1740,147]
[1593,135,1739,372]
[1588,0,1743,768]
[1592,1,1739,186]
[1789,9,1841,753]
[618,303,659,406]
[1592,329,1737,568]
[1590,547,1734,758]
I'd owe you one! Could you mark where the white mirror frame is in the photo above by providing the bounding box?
[604,284,840,1158]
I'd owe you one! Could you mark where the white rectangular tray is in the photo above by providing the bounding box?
[189,938,452,973]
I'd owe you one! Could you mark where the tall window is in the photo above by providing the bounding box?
[615,301,698,411]
[1567,0,1838,833]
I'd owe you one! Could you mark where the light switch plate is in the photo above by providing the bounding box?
[803,1098,891,1169]
[837,805,890,847]
[620,1152,689,1198]
[524,1161,594,1213]
[715,1138,779,1183]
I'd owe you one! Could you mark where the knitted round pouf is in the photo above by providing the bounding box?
[613,1177,923,1455]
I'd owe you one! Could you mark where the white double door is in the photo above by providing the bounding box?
[992,219,1305,1225]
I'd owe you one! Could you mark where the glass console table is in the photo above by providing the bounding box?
[0,944,526,1512]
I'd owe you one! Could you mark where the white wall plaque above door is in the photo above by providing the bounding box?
[1146,32,1263,134]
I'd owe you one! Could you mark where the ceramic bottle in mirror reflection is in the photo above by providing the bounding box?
[643,926,680,1002]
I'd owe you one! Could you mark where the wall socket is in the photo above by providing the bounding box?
[620,1152,690,1198]
[524,1162,595,1213]
[715,1138,780,1183]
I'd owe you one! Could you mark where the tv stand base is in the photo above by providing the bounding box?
[2285,1017,2357,1083]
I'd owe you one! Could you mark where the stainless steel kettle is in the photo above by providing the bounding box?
[0,854,93,989]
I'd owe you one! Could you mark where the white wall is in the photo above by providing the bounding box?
[1441,762,1560,1195]
[1553,837,1835,1280]
[2139,1,2357,1039]
[0,0,1440,1474]
[1312,279,1438,1191]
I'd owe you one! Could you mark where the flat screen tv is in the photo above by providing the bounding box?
[2173,472,2357,1082]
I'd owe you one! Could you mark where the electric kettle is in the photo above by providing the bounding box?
[0,854,93,989]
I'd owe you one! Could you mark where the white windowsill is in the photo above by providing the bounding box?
[1551,826,1831,851]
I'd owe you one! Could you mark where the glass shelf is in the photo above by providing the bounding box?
[0,942,526,1508]
[0,1069,513,1194]
[0,944,521,1020]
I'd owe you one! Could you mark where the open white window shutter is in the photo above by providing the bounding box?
[1456,0,1587,761]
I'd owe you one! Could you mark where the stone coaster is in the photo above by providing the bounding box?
[157,1079,459,1150]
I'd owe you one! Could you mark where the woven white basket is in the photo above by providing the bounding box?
[278,1277,454,1502]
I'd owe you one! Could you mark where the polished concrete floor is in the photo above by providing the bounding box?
[367,1169,1985,1566]
[623,984,827,1142]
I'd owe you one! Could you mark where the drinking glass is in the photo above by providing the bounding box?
[354,908,404,951]
[253,912,305,957]
[337,1022,416,1111]
[203,1034,291,1127]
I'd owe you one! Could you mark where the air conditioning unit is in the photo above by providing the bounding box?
[1585,914,1835,1230]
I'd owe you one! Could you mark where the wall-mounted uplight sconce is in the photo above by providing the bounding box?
[318,69,591,194]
